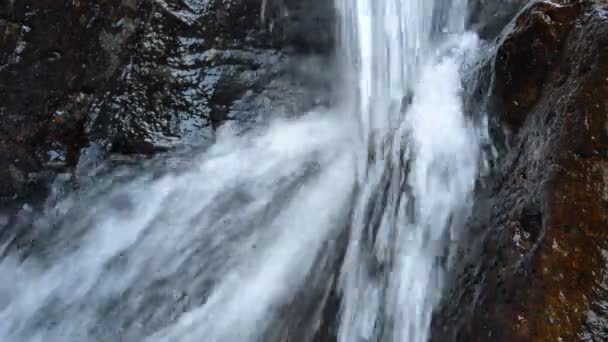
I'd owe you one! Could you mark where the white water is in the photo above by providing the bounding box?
[0,114,357,341]
[0,1,482,341]
[336,1,480,342]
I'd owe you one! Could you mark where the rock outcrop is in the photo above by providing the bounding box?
[434,0,608,341]
[0,0,335,205]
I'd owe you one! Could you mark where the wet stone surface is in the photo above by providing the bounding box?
[0,0,336,203]
[6,0,608,341]
[468,0,527,39]
[433,1,608,341]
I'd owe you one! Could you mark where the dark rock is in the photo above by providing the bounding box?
[268,0,336,54]
[433,1,608,341]
[468,0,527,39]
[493,0,581,131]
[0,0,335,202]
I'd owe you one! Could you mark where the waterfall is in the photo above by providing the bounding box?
[0,1,482,341]
[0,115,357,342]
[336,1,480,341]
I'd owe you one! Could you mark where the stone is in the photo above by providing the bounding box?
[433,1,608,341]
[493,0,581,131]
[468,0,527,39]
[0,0,335,202]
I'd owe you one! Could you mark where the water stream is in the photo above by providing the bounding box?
[0,1,483,341]
[336,1,480,341]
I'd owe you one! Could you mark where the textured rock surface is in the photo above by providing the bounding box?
[433,0,608,341]
[0,0,335,203]
[494,0,581,131]
[468,0,527,39]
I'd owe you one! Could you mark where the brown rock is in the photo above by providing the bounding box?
[494,0,581,131]
[434,1,608,341]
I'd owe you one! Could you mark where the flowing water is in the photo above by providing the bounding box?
[0,0,483,341]
[336,1,480,341]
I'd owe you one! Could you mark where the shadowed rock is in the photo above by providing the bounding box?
[493,0,581,131]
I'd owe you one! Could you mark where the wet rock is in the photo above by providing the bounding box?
[493,0,581,131]
[468,0,527,39]
[268,0,336,54]
[0,19,25,66]
[0,0,141,200]
[0,0,335,201]
[433,1,608,341]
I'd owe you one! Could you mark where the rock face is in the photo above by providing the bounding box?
[433,0,608,341]
[468,0,527,39]
[494,0,581,130]
[0,0,335,203]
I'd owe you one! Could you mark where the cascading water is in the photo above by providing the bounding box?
[335,0,480,341]
[0,1,482,341]
[0,115,357,342]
